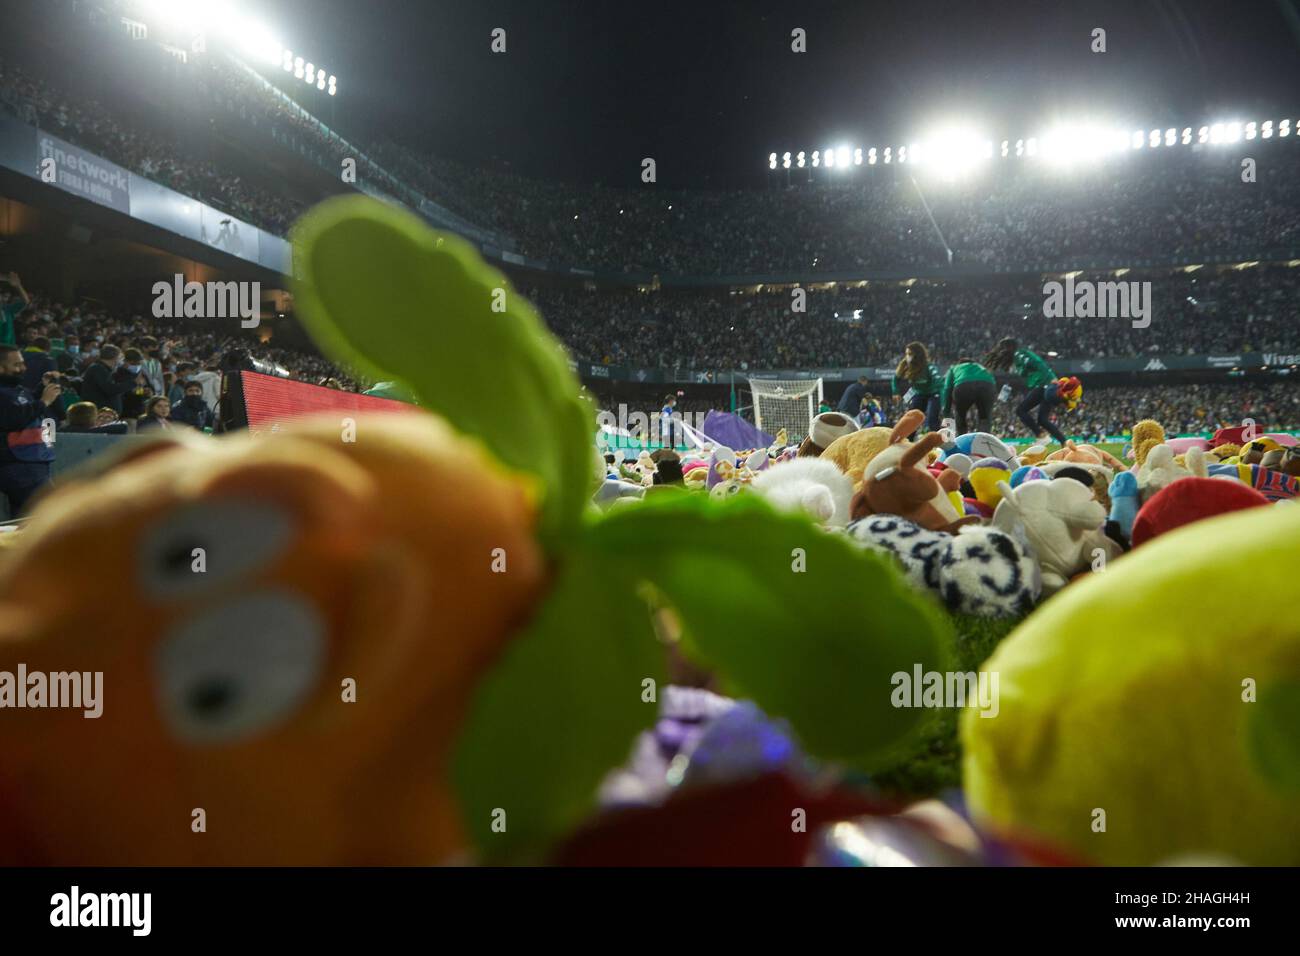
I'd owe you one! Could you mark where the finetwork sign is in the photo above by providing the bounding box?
[38,132,131,213]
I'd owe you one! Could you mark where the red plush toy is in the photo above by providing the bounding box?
[1130,476,1269,547]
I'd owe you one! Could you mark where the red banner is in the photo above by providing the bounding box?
[238,371,416,434]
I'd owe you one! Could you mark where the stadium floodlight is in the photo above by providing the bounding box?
[1281,118,1292,137]
[918,126,989,178]
[897,145,908,164]
[1131,130,1144,149]
[1245,121,1257,140]
[1037,123,1122,167]
[1226,121,1241,142]
[1148,129,1161,148]
[1198,125,1209,143]
[140,0,231,34]
[883,146,892,164]
[783,151,792,168]
[867,147,877,165]
[238,18,282,65]
[837,145,851,168]
[824,146,835,167]
[797,151,806,167]
[768,152,777,169]
[328,75,337,95]
[1165,127,1176,146]
[1210,123,1224,143]
[812,150,821,167]
[1001,139,1009,157]
[282,49,294,71]
[1182,127,1192,144]
[1262,120,1274,138]
[853,147,863,165]
[317,73,327,90]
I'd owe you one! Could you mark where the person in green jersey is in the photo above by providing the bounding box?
[984,336,1069,444]
[940,355,997,435]
[891,341,942,434]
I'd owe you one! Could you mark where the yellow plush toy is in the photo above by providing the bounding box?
[963,501,1300,865]
[821,426,896,489]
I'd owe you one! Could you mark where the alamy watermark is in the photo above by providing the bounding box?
[0,664,102,718]
[891,664,999,718]
[1043,274,1151,329]
[152,274,260,328]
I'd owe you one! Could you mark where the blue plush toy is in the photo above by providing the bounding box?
[1108,469,1140,539]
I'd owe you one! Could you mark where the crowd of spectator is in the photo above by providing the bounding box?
[532,264,1299,370]
[10,5,1300,279]
[0,56,304,235]
[0,276,364,439]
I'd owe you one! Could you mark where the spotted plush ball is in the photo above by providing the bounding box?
[847,515,1041,618]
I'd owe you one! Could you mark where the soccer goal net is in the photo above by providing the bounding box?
[748,378,823,442]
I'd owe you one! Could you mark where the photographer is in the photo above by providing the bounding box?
[0,345,60,516]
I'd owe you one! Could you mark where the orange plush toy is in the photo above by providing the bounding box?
[0,414,546,864]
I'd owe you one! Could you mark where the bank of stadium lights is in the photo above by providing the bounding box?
[769,115,1300,169]
[136,0,337,95]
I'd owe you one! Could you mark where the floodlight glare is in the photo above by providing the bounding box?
[282,49,294,71]
[1262,120,1274,138]
[812,150,820,167]
[1210,123,1224,143]
[1245,121,1257,140]
[837,145,851,167]
[824,147,835,167]
[1001,139,1009,157]
[1037,123,1123,167]
[917,126,988,178]
[1198,126,1209,143]
[317,73,326,90]
[1131,130,1144,149]
[1227,122,1241,142]
[853,147,862,165]
[1165,127,1176,146]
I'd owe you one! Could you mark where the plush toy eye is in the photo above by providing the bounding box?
[139,501,294,600]
[154,592,325,744]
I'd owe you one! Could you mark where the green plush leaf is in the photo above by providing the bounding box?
[588,493,952,769]
[450,544,664,860]
[291,196,591,548]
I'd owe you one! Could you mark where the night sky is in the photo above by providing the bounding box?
[256,0,1300,188]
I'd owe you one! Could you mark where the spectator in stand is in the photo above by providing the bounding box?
[56,334,82,373]
[170,381,215,431]
[79,343,133,414]
[190,361,223,412]
[62,401,129,435]
[21,336,57,395]
[0,344,60,516]
[117,348,152,419]
[137,396,174,431]
[0,273,29,346]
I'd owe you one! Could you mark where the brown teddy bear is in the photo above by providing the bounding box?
[848,410,976,533]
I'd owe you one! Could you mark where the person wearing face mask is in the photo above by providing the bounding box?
[78,344,134,415]
[55,335,82,373]
[116,348,151,419]
[170,380,215,431]
[0,344,60,517]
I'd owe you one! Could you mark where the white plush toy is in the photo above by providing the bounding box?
[751,457,855,528]
[1138,444,1206,500]
[992,477,1121,595]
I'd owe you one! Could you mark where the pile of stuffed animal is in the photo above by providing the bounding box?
[1,197,1296,867]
